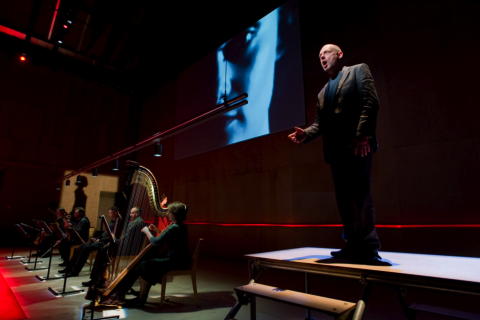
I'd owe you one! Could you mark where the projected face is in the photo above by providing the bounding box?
[216,9,280,144]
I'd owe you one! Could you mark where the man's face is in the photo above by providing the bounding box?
[319,45,342,73]
[130,208,139,220]
[216,9,280,144]
[108,209,117,219]
[74,210,80,219]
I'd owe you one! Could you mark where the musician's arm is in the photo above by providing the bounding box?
[146,224,175,246]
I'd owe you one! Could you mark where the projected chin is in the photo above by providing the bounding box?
[216,10,280,144]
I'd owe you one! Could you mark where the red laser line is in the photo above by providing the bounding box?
[185,222,480,228]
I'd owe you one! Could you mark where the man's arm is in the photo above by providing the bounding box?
[288,97,323,144]
[354,63,379,156]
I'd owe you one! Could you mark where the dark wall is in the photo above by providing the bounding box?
[136,0,480,259]
[0,41,133,246]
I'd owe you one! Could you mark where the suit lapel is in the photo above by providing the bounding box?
[318,84,327,109]
[335,66,351,95]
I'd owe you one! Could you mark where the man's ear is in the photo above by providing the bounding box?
[337,51,344,59]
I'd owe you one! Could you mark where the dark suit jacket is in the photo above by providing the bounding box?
[73,216,90,243]
[304,63,379,163]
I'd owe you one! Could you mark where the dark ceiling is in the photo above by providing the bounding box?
[0,0,285,93]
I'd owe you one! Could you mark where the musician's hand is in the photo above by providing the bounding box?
[160,196,168,208]
[148,224,159,234]
[354,136,371,157]
[288,127,307,144]
[141,226,149,234]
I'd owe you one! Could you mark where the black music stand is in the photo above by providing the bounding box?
[25,251,47,271]
[82,301,121,320]
[36,240,63,281]
[13,223,46,269]
[7,225,27,260]
[48,270,84,296]
[5,249,24,260]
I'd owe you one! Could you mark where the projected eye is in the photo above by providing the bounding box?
[221,24,260,62]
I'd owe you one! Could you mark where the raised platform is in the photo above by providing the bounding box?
[246,247,480,294]
[225,247,480,319]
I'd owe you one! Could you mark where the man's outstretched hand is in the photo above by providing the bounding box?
[288,127,306,144]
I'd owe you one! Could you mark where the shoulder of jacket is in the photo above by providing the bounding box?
[347,63,368,70]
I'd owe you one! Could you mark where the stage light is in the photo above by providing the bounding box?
[112,159,120,171]
[18,53,28,62]
[57,40,63,44]
[62,24,68,29]
[65,179,70,186]
[92,168,98,176]
[153,142,163,157]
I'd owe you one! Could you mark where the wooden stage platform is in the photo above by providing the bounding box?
[226,247,480,319]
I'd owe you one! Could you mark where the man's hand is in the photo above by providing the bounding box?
[354,137,371,157]
[148,224,159,234]
[288,127,307,144]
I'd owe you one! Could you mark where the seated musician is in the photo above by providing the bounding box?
[102,201,190,307]
[59,207,122,276]
[83,206,145,288]
[58,207,90,267]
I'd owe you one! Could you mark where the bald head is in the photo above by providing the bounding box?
[321,44,342,54]
[319,44,344,77]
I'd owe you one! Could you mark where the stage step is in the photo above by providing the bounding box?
[232,282,362,320]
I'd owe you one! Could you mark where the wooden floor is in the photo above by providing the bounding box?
[2,247,480,320]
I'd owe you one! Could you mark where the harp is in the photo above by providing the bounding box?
[101,162,168,297]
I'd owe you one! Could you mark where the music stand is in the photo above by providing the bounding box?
[36,239,63,281]
[7,224,28,260]
[48,268,84,296]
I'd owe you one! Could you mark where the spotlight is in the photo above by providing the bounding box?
[92,168,98,177]
[112,159,120,171]
[18,53,28,63]
[57,40,63,44]
[65,179,70,186]
[55,184,61,191]
[153,142,163,157]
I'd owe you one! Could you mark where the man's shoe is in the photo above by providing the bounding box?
[123,297,146,308]
[66,272,79,277]
[82,280,93,287]
[330,248,353,259]
[58,268,68,274]
[356,256,392,266]
[58,262,68,267]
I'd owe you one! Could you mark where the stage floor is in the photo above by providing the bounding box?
[1,248,480,320]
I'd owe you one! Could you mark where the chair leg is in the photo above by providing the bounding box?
[161,276,167,303]
[191,273,197,296]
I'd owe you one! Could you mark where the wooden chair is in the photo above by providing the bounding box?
[160,238,203,303]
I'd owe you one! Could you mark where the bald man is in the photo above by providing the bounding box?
[289,44,390,266]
